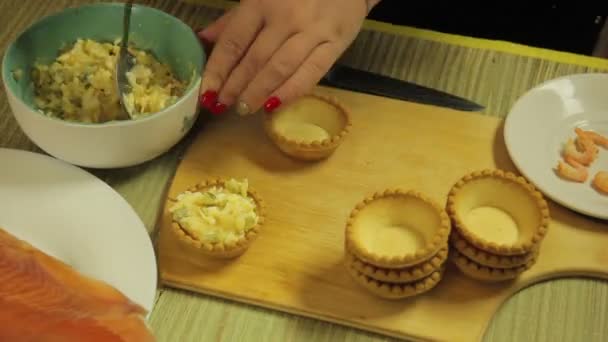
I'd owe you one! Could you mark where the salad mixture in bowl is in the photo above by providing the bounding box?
[32,38,186,123]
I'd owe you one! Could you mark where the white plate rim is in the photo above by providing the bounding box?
[504,72,608,220]
[0,147,158,317]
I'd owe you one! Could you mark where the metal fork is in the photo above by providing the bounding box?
[116,0,136,119]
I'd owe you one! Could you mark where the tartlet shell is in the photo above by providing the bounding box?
[168,178,265,259]
[345,189,451,268]
[446,169,550,256]
[263,93,352,161]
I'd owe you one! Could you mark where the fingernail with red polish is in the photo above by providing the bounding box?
[264,96,282,113]
[210,102,227,115]
[199,90,218,109]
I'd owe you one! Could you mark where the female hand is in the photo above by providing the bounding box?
[196,0,381,115]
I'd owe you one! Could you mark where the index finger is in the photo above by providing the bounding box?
[200,4,264,95]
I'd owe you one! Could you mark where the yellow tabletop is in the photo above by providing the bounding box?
[1,1,607,341]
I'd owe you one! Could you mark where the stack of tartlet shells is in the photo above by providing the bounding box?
[446,170,550,282]
[343,189,451,299]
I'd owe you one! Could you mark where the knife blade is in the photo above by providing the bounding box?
[319,64,484,112]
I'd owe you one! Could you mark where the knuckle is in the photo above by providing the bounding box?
[332,24,346,39]
[308,31,325,44]
[279,82,312,108]
[257,82,277,99]
[319,22,348,41]
[288,10,306,28]
[242,54,264,76]
[302,56,327,77]
[248,79,278,104]
[220,87,240,103]
[202,70,225,87]
[292,75,315,96]
[268,57,294,81]
[219,36,247,58]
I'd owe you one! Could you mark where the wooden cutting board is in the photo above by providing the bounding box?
[156,86,608,342]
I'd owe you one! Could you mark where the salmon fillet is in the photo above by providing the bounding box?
[0,227,155,341]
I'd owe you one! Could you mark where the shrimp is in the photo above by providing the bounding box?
[563,138,596,166]
[575,127,608,149]
[556,155,588,182]
[592,171,608,194]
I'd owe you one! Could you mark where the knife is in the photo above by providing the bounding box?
[319,64,484,112]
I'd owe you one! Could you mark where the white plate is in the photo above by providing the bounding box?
[0,148,157,314]
[504,73,608,220]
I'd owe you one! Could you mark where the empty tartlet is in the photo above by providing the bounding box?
[446,169,550,256]
[345,189,451,269]
[168,178,265,258]
[263,94,352,161]
[346,246,448,283]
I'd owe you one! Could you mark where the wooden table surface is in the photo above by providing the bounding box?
[1,1,607,341]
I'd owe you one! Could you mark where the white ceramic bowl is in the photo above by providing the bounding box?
[2,3,205,168]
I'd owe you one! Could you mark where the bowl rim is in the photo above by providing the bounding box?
[1,2,205,128]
